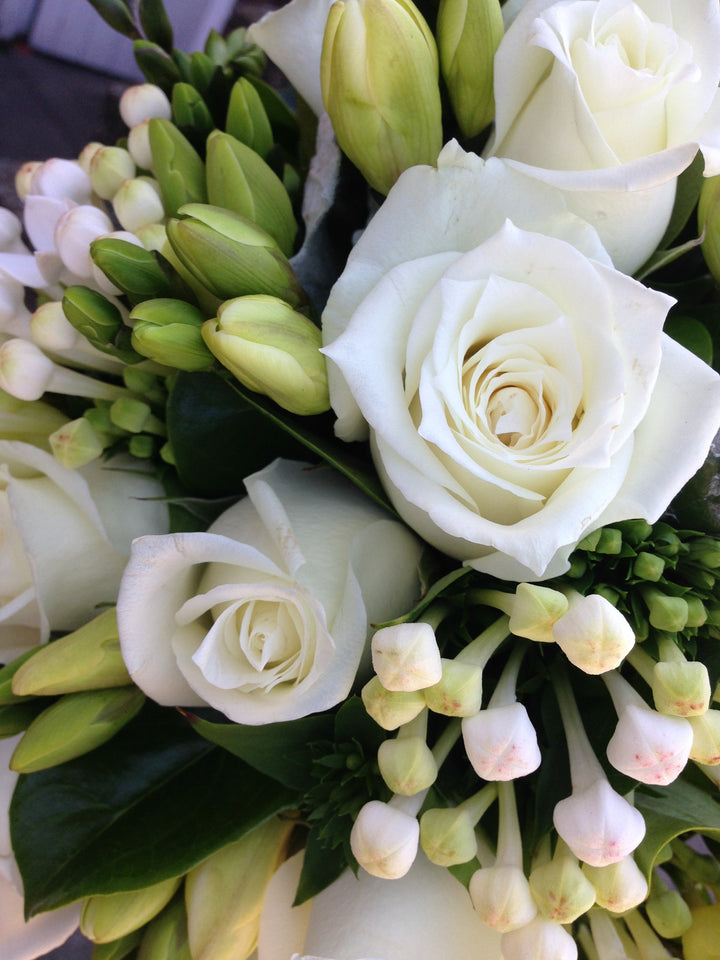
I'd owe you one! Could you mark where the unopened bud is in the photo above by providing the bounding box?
[225,77,273,159]
[371,622,442,691]
[361,676,426,730]
[553,594,635,674]
[128,120,154,172]
[90,236,170,302]
[699,175,720,284]
[15,161,42,200]
[54,205,115,279]
[77,142,103,176]
[0,388,67,447]
[419,806,479,866]
[137,897,191,960]
[633,551,665,581]
[553,779,646,867]
[203,294,328,415]
[0,338,54,400]
[49,417,105,468]
[582,855,648,913]
[646,887,692,939]
[131,298,213,371]
[10,686,145,772]
[90,146,136,200]
[529,851,596,924]
[30,157,92,202]
[469,865,537,932]
[378,734,437,795]
[81,876,181,943]
[605,701,692,785]
[171,83,214,136]
[644,588,689,633]
[30,300,80,351]
[62,286,137,363]
[653,660,711,717]
[110,397,153,433]
[508,583,568,643]
[149,118,207,217]
[120,84,172,128]
[113,176,165,233]
[350,799,419,879]
[423,659,483,717]
[689,710,720,765]
[462,702,541,781]
[500,916,578,960]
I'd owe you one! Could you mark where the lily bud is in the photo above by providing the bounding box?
[61,286,129,358]
[371,622,442,691]
[225,77,273,159]
[688,709,720,764]
[185,817,292,960]
[553,779,646,867]
[652,660,711,717]
[113,177,165,233]
[378,734,437,795]
[462,702,541,781]
[90,146,136,200]
[131,298,213,371]
[350,799,420,879]
[320,0,443,194]
[500,916,578,960]
[469,865,537,933]
[529,849,596,924]
[120,83,172,127]
[553,594,635,675]
[202,294,329,415]
[167,203,304,306]
[582,855,648,913]
[80,876,181,942]
[643,588,689,633]
[423,659,483,717]
[30,157,92,202]
[508,583,568,643]
[436,0,503,137]
[206,131,296,256]
[361,676,426,730]
[137,897,192,960]
[10,686,145,772]
[54,205,115,279]
[49,417,105,468]
[172,84,215,136]
[699,174,720,284]
[149,118,207,217]
[12,608,130,696]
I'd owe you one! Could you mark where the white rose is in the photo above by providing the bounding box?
[0,736,81,960]
[118,459,423,724]
[256,850,502,960]
[486,0,720,273]
[0,440,169,661]
[322,145,720,581]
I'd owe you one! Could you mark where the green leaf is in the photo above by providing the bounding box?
[85,0,140,39]
[657,151,705,251]
[293,824,348,904]
[635,233,704,282]
[665,315,713,365]
[11,707,295,916]
[334,696,385,754]
[166,371,309,497]
[138,0,174,53]
[375,566,472,627]
[183,711,332,791]
[133,40,182,93]
[635,777,720,884]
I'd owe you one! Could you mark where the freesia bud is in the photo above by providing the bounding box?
[225,77,273,159]
[652,660,711,717]
[30,157,92,202]
[378,734,437,795]
[689,709,720,764]
[61,286,129,356]
[77,141,103,175]
[553,779,646,867]
[529,848,596,924]
[80,876,181,942]
[113,177,165,233]
[462,702,541,781]
[185,817,292,960]
[149,117,207,217]
[424,659,483,717]
[553,594,635,674]
[90,235,168,303]
[508,583,568,643]
[15,160,42,200]
[137,897,192,960]
[361,676,426,730]
[90,146,136,200]
[436,0,503,137]
[128,120,155,172]
[350,799,420,878]
[167,203,305,306]
[54,204,114,279]
[500,916,578,960]
[320,0,443,194]
[49,417,105,467]
[10,686,145,772]
[131,298,213,371]
[371,622,442,691]
[206,131,296,256]
[202,294,329,415]
[30,300,80,351]
[12,608,130,695]
[582,855,648,913]
[120,83,172,127]
[469,865,537,932]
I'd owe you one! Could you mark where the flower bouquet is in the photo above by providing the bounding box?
[3,0,720,957]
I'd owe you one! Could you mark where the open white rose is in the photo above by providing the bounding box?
[118,459,423,724]
[0,440,169,661]
[486,0,720,273]
[1,736,81,960]
[323,144,720,581]
[256,849,502,960]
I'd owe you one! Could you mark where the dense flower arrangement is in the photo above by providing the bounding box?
[4,0,720,958]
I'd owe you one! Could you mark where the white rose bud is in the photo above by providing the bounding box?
[371,622,442,691]
[350,800,420,879]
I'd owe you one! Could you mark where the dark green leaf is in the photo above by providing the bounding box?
[665,315,713,365]
[657,151,705,251]
[12,707,295,916]
[671,435,720,535]
[334,696,385,754]
[293,824,348,904]
[166,371,309,497]
[133,40,182,92]
[138,0,174,52]
[85,0,140,39]
[183,711,332,790]
[375,566,472,627]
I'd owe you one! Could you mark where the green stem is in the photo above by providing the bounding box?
[456,615,510,669]
[552,666,605,792]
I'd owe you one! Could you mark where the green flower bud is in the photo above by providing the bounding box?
[49,417,105,468]
[110,397,153,433]
[89,929,143,960]
[423,659,483,717]
[149,117,207,217]
[529,851,596,924]
[671,837,720,886]
[633,551,665,582]
[320,0,443,194]
[581,856,648,913]
[167,204,304,306]
[617,518,653,545]
[646,887,692,939]
[128,435,155,458]
[686,596,708,628]
[699,174,720,285]
[225,77,274,159]
[90,146,136,200]
[688,536,720,569]
[202,295,329,415]
[171,83,214,136]
[378,735,437,795]
[81,876,182,943]
[652,660,711,717]
[10,686,145,772]
[644,589,689,632]
[185,818,292,960]
[62,286,140,364]
[206,131,297,256]
[91,238,172,302]
[361,676,426,730]
[595,527,622,555]
[0,389,67,448]
[131,298,213,371]
[419,806,479,866]
[508,583,568,643]
[11,608,131,696]
[137,897,192,960]
[436,0,503,137]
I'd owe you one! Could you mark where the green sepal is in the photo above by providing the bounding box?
[85,0,140,39]
[138,0,173,53]
[133,40,182,92]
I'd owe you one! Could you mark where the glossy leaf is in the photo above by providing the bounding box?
[85,0,140,39]
[138,0,174,53]
[293,823,348,905]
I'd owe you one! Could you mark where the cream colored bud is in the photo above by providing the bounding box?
[371,622,442,691]
[419,807,478,867]
[469,865,537,932]
[462,702,541,781]
[77,142,104,176]
[112,177,165,232]
[423,659,483,717]
[30,300,80,351]
[49,417,105,468]
[529,852,596,924]
[553,779,646,867]
[361,676,426,730]
[689,710,720,765]
[0,338,54,400]
[120,83,172,127]
[350,800,419,879]
[509,583,568,643]
[128,120,154,171]
[553,594,635,674]
[30,157,92,202]
[501,916,579,960]
[378,735,437,795]
[90,146,137,200]
[582,855,648,913]
[15,161,42,200]
[653,660,711,717]
[54,204,114,278]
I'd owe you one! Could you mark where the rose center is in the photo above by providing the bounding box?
[235,599,304,674]
[486,385,540,447]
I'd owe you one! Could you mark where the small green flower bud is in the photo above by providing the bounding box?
[595,527,623,555]
[129,436,155,459]
[437,0,503,137]
[361,676,426,730]
[137,897,192,960]
[81,876,181,943]
[320,0,443,194]
[688,536,720,569]
[633,551,665,582]
[205,131,297,256]
[91,237,172,302]
[131,298,213,371]
[652,660,711,717]
[112,177,166,233]
[110,397,153,433]
[419,806,478,866]
[149,117,207,217]
[11,608,131,696]
[10,686,145,772]
[508,583,568,643]
[644,589,689,632]
[686,597,708,628]
[49,417,105,468]
[225,77,273,159]
[617,519,653,545]
[529,852,596,924]
[62,286,139,363]
[378,734,437,795]
[202,294,329,415]
[90,146,136,200]
[646,887,692,939]
[171,83,214,136]
[423,659,483,717]
[167,204,304,306]
[653,522,682,557]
